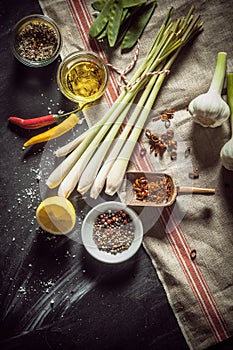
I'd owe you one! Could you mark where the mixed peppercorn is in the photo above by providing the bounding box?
[92,209,135,255]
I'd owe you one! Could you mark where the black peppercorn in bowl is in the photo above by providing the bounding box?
[11,14,62,67]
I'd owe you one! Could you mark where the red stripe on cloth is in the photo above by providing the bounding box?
[132,139,229,342]
[161,208,229,342]
[131,141,153,172]
[66,0,229,344]
[168,208,229,337]
[133,142,229,341]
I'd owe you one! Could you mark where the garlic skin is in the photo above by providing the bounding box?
[188,90,230,127]
[220,137,233,170]
[188,52,230,128]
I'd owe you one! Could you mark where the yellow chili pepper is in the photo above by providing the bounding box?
[24,113,80,147]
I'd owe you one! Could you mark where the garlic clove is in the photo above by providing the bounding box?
[220,138,233,170]
[188,90,230,127]
[188,52,230,128]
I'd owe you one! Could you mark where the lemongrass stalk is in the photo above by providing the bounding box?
[91,6,202,196]
[57,95,136,198]
[47,88,134,188]
[129,7,202,94]
[55,102,130,157]
[128,7,195,89]
[105,52,181,196]
[105,75,160,195]
[89,107,145,198]
[57,31,172,197]
[128,21,185,93]
[47,6,202,196]
[90,62,165,199]
[46,126,102,188]
[130,7,174,83]
[147,7,174,57]
[129,30,176,92]
[77,103,132,195]
[55,124,100,157]
[47,18,167,189]
[89,139,123,199]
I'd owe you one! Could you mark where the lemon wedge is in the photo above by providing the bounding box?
[36,196,76,235]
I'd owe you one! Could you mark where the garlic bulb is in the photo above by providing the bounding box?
[220,73,233,170]
[188,52,230,127]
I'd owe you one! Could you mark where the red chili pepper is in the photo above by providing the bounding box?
[8,114,61,129]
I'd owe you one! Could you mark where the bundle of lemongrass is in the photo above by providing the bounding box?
[46,6,203,199]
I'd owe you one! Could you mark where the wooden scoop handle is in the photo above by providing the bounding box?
[177,186,215,194]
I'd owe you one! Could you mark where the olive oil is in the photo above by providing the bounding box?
[64,61,105,102]
[57,51,109,104]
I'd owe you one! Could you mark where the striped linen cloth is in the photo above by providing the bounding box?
[38,0,233,349]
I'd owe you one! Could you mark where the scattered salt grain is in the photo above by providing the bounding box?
[18,286,26,294]
[78,117,85,125]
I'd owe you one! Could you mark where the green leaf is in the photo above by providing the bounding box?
[107,1,124,47]
[120,0,147,8]
[122,1,157,49]
[89,0,113,38]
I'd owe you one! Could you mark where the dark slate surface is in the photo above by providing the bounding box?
[0,1,232,349]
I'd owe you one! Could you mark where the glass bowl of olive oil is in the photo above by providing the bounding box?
[57,51,109,104]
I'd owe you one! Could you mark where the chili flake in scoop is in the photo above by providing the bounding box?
[133,174,173,204]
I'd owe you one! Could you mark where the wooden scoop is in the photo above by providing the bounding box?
[124,171,215,207]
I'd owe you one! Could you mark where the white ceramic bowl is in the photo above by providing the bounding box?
[81,201,143,264]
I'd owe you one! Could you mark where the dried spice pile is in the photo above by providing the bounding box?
[152,109,175,128]
[132,174,173,203]
[92,209,135,255]
[145,128,177,160]
[16,20,58,62]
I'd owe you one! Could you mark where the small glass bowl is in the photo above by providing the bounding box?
[57,51,109,104]
[11,14,62,67]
